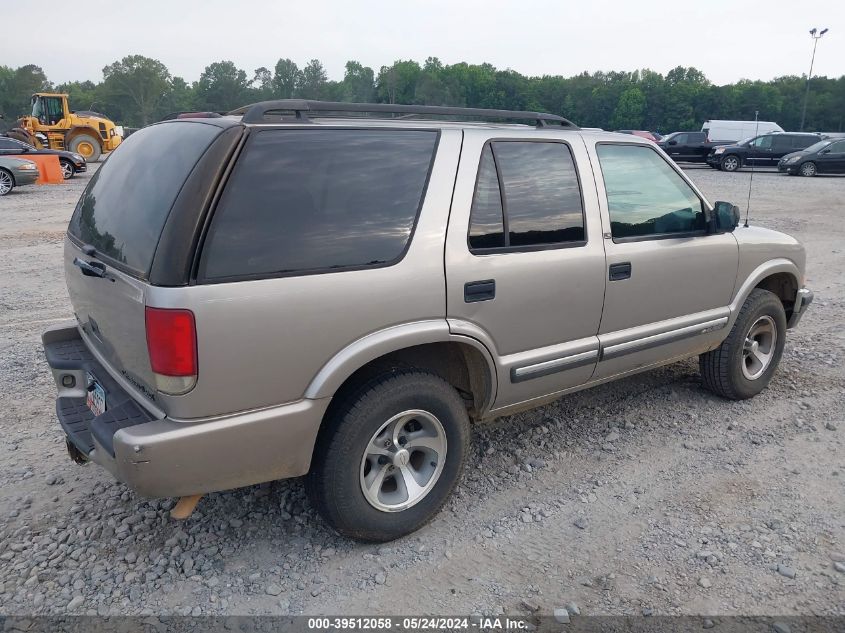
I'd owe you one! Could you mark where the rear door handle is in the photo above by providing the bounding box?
[464,280,495,303]
[609,262,632,281]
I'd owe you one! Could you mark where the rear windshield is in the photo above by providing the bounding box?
[68,121,221,276]
[199,128,438,281]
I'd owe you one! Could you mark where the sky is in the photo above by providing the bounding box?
[1,0,843,86]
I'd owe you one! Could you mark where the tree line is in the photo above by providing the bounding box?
[2,56,844,133]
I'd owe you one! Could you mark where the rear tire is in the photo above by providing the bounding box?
[59,159,75,180]
[720,155,740,172]
[799,161,817,177]
[69,134,101,162]
[0,168,14,196]
[306,369,470,542]
[699,289,786,400]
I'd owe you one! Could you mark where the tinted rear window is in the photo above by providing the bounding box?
[200,129,438,281]
[68,122,221,275]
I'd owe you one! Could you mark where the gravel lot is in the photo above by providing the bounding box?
[0,164,843,618]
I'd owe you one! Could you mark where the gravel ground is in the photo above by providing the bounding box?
[0,164,843,618]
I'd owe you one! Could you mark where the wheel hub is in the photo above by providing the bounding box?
[360,409,447,512]
[742,315,777,381]
[393,448,410,467]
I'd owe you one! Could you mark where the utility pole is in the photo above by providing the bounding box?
[800,27,828,132]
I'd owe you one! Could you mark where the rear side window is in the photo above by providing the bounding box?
[597,144,705,240]
[200,129,437,281]
[689,132,706,143]
[468,141,585,251]
[772,135,793,151]
[68,122,221,276]
[792,136,816,149]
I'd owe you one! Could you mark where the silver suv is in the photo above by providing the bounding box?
[43,101,813,541]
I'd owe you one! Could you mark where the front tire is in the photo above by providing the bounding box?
[799,161,817,177]
[69,134,101,162]
[720,155,740,172]
[306,370,470,542]
[59,159,75,180]
[0,168,14,196]
[699,289,787,400]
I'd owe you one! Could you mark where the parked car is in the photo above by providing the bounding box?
[0,155,39,195]
[657,131,732,163]
[614,129,658,142]
[778,138,845,176]
[0,135,86,179]
[706,133,821,171]
[42,100,812,541]
[702,120,784,143]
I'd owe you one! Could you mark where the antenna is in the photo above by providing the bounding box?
[743,111,760,228]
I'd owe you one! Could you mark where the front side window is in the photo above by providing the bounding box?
[200,129,438,281]
[468,141,585,251]
[596,144,705,240]
[750,135,773,149]
[826,140,845,153]
[673,134,689,144]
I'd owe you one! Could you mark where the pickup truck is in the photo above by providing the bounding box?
[657,132,730,163]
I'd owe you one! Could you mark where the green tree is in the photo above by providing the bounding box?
[298,59,328,99]
[341,61,374,102]
[611,87,646,129]
[195,60,250,111]
[0,64,51,119]
[273,59,301,98]
[101,55,171,126]
[252,66,274,101]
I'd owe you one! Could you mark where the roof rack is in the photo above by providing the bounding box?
[229,100,577,128]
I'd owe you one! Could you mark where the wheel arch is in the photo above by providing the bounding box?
[730,260,801,326]
[305,321,497,421]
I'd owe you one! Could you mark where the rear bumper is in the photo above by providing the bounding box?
[42,322,329,498]
[787,288,813,329]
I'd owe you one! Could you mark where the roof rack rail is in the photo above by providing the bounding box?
[228,100,577,128]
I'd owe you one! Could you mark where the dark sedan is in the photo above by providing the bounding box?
[0,136,87,179]
[778,138,845,176]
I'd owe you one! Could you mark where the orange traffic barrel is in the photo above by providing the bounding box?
[24,154,64,184]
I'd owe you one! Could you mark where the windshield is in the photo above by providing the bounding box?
[738,137,756,146]
[803,140,833,153]
[661,133,678,142]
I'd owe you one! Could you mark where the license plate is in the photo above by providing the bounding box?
[86,372,106,417]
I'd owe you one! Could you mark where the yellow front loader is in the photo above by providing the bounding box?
[10,93,122,161]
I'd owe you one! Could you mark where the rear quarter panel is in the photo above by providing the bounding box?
[145,129,463,420]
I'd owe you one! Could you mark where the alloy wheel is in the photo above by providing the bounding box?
[0,171,12,196]
[722,156,739,172]
[742,315,777,380]
[800,162,816,177]
[360,409,447,512]
[61,162,73,179]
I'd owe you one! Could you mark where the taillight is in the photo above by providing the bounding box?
[145,307,197,395]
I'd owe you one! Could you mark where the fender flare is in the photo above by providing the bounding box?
[304,320,498,411]
[728,258,801,326]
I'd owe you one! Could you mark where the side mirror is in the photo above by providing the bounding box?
[711,201,741,233]
[668,140,677,146]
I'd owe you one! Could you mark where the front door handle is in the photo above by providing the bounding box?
[464,279,496,303]
[609,262,632,281]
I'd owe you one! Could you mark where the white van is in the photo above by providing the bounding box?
[701,120,784,142]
